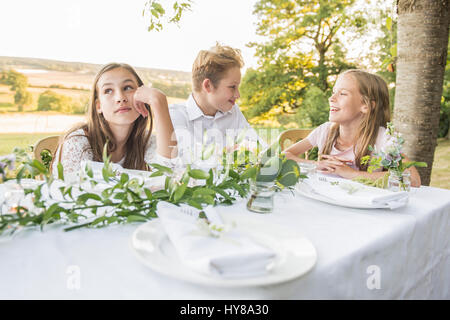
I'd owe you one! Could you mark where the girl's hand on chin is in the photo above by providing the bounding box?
[134,100,149,117]
[133,86,168,117]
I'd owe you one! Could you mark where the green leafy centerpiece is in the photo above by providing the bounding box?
[245,143,304,213]
[0,141,304,236]
[360,122,427,191]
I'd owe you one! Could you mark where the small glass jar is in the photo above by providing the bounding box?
[246,180,275,213]
[388,170,411,192]
[298,162,317,178]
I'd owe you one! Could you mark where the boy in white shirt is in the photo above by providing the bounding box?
[168,44,267,164]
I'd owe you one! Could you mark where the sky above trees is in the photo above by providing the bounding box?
[0,0,260,72]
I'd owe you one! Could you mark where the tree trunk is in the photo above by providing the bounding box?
[394,0,450,185]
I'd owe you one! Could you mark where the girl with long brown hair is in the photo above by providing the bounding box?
[51,63,177,176]
[284,69,421,187]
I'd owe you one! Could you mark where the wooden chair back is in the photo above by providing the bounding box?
[278,129,313,159]
[34,135,60,162]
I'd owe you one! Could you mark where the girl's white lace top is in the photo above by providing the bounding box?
[52,129,173,176]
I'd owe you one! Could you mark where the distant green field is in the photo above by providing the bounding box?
[0,132,62,155]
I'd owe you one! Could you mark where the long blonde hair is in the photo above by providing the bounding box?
[322,69,391,170]
[53,63,153,171]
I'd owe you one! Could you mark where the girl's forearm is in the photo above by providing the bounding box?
[350,170,387,180]
[151,99,178,159]
[283,151,316,164]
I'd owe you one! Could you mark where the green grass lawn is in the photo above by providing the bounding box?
[0,132,62,155]
[430,138,450,190]
[1,133,449,189]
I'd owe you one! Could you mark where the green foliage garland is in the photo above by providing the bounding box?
[0,143,303,236]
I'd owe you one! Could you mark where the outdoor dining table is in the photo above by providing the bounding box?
[0,182,449,300]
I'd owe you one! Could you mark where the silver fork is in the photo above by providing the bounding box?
[180,205,199,217]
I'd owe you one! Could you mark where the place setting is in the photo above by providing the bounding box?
[295,172,410,210]
[130,202,317,287]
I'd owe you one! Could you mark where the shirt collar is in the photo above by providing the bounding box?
[186,94,233,121]
[186,94,205,121]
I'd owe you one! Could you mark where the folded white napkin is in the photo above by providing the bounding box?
[301,174,409,209]
[156,202,276,278]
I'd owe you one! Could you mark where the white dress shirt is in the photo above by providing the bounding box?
[169,94,267,164]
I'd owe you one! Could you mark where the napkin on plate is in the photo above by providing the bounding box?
[155,201,276,278]
[300,174,409,209]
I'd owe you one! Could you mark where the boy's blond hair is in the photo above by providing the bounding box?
[192,43,244,92]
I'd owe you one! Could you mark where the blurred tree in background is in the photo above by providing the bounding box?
[151,80,191,99]
[0,69,32,112]
[440,43,450,139]
[240,0,368,127]
[37,90,87,114]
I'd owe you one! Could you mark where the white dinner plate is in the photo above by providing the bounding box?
[130,214,317,287]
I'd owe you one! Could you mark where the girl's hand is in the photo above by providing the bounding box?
[326,163,359,179]
[133,86,167,117]
[316,155,348,172]
[317,155,358,179]
[319,154,353,166]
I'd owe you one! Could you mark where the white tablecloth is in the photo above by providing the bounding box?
[0,186,449,299]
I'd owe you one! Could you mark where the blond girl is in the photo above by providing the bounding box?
[284,69,421,187]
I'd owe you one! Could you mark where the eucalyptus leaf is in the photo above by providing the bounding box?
[192,188,216,198]
[181,171,190,184]
[127,215,149,223]
[120,173,129,184]
[102,166,111,182]
[173,182,188,202]
[278,172,298,187]
[187,199,203,210]
[77,193,102,204]
[228,169,239,180]
[144,188,153,200]
[149,163,173,174]
[152,190,170,199]
[279,159,299,177]
[241,166,257,180]
[150,171,164,177]
[57,163,64,181]
[31,159,47,173]
[257,157,281,182]
[188,169,210,180]
[206,169,213,185]
[192,194,215,205]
